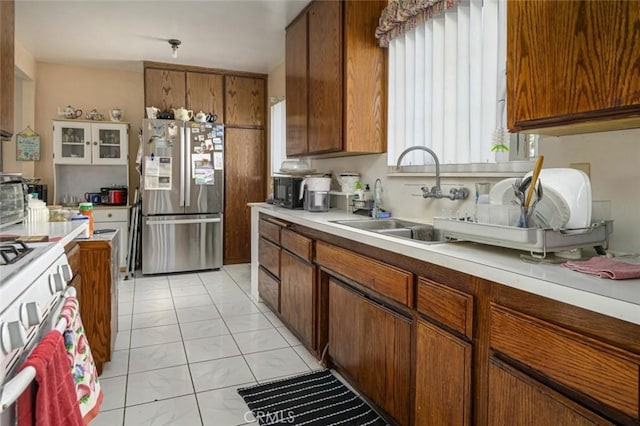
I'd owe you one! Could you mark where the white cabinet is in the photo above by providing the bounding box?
[94,208,129,268]
[53,120,128,165]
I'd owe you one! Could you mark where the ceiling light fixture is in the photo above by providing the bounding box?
[168,39,181,59]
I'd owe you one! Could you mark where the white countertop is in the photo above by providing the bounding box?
[251,204,640,325]
[1,221,87,247]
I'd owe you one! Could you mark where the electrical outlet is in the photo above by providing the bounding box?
[570,162,591,178]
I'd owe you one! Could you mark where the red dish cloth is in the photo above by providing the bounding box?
[562,256,640,280]
[17,331,83,426]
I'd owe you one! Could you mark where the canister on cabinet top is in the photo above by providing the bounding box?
[78,202,94,235]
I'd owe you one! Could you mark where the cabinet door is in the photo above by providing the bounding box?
[285,13,308,156]
[280,250,315,349]
[186,72,224,122]
[53,121,92,164]
[224,128,265,264]
[488,359,614,425]
[415,320,471,426]
[225,76,265,127]
[144,68,186,113]
[307,0,343,154]
[328,279,411,425]
[91,123,128,165]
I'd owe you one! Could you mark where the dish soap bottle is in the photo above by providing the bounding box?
[364,184,372,201]
[354,181,363,200]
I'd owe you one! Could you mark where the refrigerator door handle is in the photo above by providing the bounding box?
[184,127,191,207]
[179,126,186,207]
[146,218,221,225]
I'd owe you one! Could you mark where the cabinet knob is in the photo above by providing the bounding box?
[93,141,98,146]
[85,141,90,145]
[107,213,112,218]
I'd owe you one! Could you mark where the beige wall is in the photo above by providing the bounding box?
[32,63,144,203]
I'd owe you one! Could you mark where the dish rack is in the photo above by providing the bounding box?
[433,218,613,257]
[352,199,374,216]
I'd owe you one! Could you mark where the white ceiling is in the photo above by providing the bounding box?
[15,0,311,74]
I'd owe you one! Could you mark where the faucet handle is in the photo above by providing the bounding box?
[421,186,431,198]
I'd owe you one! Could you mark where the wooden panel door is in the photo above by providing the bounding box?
[225,76,265,127]
[328,279,411,425]
[0,0,14,139]
[307,0,343,154]
[224,128,265,264]
[488,359,614,425]
[415,320,472,425]
[144,68,186,113]
[285,12,308,156]
[280,250,315,349]
[186,72,224,122]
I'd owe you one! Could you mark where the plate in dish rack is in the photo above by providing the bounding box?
[490,177,571,229]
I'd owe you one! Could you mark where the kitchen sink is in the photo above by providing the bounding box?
[331,219,446,244]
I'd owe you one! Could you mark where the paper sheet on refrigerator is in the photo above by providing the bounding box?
[192,153,214,185]
[144,156,172,190]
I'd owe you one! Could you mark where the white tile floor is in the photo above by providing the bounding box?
[93,264,324,426]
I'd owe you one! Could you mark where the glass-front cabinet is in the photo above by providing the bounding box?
[53,120,128,165]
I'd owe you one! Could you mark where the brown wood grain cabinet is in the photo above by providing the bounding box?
[186,72,224,121]
[285,0,387,156]
[280,249,315,349]
[78,234,119,376]
[0,0,14,140]
[507,1,640,135]
[144,68,186,113]
[328,278,411,425]
[64,242,82,311]
[225,76,265,127]
[225,128,265,264]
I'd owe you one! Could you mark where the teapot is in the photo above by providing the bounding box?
[64,105,82,119]
[146,106,160,119]
[194,111,211,123]
[172,107,193,121]
[110,108,123,121]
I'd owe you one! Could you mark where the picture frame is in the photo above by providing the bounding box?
[16,126,41,161]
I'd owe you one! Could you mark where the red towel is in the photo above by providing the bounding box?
[563,256,640,280]
[17,331,84,426]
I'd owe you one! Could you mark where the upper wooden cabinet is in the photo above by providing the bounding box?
[285,0,387,157]
[0,0,14,140]
[144,68,186,113]
[225,75,265,127]
[186,72,224,122]
[507,1,640,135]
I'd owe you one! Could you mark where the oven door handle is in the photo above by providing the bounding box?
[145,218,221,226]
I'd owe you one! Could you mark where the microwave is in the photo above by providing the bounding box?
[273,176,304,209]
[0,174,28,229]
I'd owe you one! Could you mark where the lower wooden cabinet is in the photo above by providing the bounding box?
[280,249,315,349]
[78,233,119,375]
[328,278,411,425]
[258,266,280,313]
[415,320,472,425]
[488,358,613,425]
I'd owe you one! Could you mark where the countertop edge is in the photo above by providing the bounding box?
[252,204,640,325]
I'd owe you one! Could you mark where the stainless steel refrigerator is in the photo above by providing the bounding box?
[141,119,224,274]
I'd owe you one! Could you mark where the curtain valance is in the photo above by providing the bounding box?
[375,0,458,47]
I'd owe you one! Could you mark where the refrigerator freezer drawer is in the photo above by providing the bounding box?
[142,214,223,274]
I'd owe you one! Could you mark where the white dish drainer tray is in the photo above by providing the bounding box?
[433,218,613,257]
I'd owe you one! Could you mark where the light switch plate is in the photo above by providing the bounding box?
[570,162,591,178]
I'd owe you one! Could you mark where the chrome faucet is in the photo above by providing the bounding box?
[395,146,469,200]
[373,178,383,218]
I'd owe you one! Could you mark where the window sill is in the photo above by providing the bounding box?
[387,160,536,178]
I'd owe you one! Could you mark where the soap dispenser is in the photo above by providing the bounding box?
[354,181,363,200]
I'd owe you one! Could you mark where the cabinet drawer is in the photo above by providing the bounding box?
[258,237,280,278]
[94,208,128,222]
[259,218,281,244]
[316,241,412,305]
[281,228,312,262]
[258,266,280,312]
[490,304,640,419]
[417,277,473,339]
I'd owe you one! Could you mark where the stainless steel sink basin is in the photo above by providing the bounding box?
[331,219,446,244]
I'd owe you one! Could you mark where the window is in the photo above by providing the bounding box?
[270,99,286,175]
[384,0,530,169]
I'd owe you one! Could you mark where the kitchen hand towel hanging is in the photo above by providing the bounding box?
[58,296,103,424]
[17,331,84,426]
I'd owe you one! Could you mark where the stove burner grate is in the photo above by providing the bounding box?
[0,240,34,265]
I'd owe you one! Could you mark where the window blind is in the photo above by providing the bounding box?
[388,0,506,167]
[270,100,286,175]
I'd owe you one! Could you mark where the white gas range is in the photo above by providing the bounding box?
[0,222,86,423]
